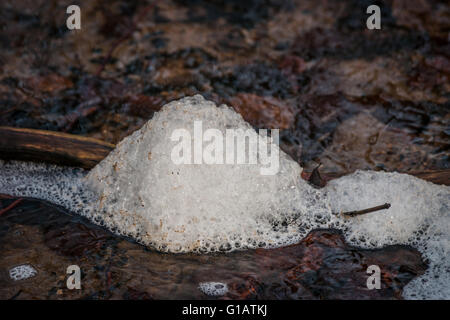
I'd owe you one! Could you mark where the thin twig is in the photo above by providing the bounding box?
[338,203,391,217]
[0,198,23,216]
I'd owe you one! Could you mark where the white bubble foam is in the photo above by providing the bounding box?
[0,95,448,299]
[84,95,330,253]
[0,160,94,218]
[9,264,37,281]
[198,282,228,296]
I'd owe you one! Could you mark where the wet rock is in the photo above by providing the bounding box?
[25,74,73,94]
[280,93,360,164]
[291,28,426,61]
[214,63,294,99]
[321,113,437,173]
[122,287,153,300]
[44,223,114,257]
[228,93,295,129]
[225,230,426,299]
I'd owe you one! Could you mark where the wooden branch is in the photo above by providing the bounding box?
[0,126,114,169]
[410,170,450,187]
[339,203,391,217]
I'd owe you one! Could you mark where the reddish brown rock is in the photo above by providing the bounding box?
[26,74,73,94]
[228,93,295,129]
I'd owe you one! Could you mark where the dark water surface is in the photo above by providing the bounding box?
[0,197,426,300]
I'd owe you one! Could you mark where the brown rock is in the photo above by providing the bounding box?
[228,93,295,129]
[26,74,73,94]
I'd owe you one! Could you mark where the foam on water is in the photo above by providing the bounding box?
[198,282,228,296]
[9,264,38,281]
[84,95,330,253]
[325,170,450,299]
[0,95,448,299]
[0,160,92,216]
